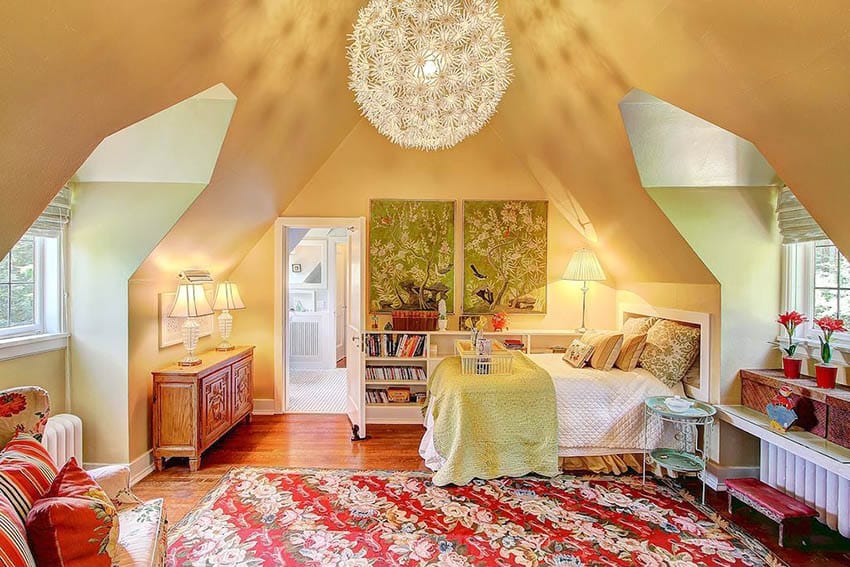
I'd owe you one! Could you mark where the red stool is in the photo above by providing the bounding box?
[726,477,818,547]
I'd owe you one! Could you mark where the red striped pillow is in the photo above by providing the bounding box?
[0,433,58,524]
[0,493,35,567]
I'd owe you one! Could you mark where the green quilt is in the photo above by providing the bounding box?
[427,352,559,486]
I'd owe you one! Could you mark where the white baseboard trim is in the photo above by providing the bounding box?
[703,462,760,492]
[253,398,277,415]
[130,450,155,486]
[83,450,155,487]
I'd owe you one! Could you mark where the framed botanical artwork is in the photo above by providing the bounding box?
[158,292,214,348]
[462,200,548,314]
[369,199,455,313]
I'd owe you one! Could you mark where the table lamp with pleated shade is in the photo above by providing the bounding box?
[563,248,606,332]
[169,284,214,366]
[213,281,246,351]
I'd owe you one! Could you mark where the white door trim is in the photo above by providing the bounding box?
[274,217,365,414]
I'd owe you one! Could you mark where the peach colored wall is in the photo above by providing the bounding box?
[230,123,618,403]
[0,350,66,413]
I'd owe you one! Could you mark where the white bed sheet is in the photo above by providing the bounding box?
[419,353,683,470]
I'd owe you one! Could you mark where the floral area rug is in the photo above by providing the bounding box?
[167,468,784,566]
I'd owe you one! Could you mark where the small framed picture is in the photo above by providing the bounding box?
[291,263,302,273]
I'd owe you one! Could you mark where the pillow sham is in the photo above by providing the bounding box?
[563,339,594,368]
[622,316,658,335]
[638,320,700,387]
[615,333,647,371]
[27,457,119,567]
[0,433,58,524]
[0,494,35,567]
[581,330,623,371]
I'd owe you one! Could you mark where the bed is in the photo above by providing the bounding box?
[419,306,710,485]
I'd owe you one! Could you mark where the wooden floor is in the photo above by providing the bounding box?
[134,414,850,566]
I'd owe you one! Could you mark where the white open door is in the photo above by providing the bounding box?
[346,220,367,440]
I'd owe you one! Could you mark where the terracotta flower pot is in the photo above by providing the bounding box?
[815,364,838,389]
[782,357,802,379]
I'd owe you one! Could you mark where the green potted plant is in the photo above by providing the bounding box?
[777,311,806,378]
[814,316,846,388]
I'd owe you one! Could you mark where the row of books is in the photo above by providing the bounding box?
[365,333,426,357]
[366,366,427,382]
[366,388,427,405]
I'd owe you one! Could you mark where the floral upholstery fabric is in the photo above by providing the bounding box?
[112,498,167,567]
[0,387,49,448]
[639,320,701,388]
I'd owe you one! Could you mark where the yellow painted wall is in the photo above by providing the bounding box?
[230,122,618,403]
[0,350,67,413]
[70,181,205,463]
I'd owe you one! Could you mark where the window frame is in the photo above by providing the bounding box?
[0,237,45,339]
[782,241,850,350]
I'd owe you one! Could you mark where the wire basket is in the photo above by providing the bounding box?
[455,340,514,375]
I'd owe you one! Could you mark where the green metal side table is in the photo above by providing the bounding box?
[642,396,716,504]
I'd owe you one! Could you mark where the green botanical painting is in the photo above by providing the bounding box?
[369,200,454,313]
[463,200,548,314]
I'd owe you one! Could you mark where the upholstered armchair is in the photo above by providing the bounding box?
[0,386,167,566]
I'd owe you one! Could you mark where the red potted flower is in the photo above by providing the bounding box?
[777,311,806,378]
[814,316,846,388]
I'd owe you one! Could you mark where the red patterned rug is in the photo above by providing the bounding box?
[167,468,784,566]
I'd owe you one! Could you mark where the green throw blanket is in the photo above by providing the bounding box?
[426,352,559,486]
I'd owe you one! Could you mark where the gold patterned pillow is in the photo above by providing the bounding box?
[622,316,658,335]
[638,320,700,387]
[615,333,647,371]
[581,330,623,371]
[563,339,594,368]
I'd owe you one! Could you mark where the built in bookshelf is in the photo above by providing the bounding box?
[363,329,581,425]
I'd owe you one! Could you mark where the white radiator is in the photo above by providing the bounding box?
[760,439,850,537]
[291,319,321,358]
[42,414,83,467]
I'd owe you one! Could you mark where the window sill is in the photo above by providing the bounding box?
[0,333,69,362]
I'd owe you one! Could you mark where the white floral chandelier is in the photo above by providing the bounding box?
[348,0,512,151]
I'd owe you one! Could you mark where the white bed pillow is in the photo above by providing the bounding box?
[638,320,700,387]
[562,339,594,368]
[580,330,623,371]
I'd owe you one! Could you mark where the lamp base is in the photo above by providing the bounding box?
[178,356,203,367]
[216,341,235,352]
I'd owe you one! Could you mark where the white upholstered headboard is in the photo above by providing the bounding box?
[617,303,711,402]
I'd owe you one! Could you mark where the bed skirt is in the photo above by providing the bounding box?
[559,454,644,474]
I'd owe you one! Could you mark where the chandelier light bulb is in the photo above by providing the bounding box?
[348,0,513,151]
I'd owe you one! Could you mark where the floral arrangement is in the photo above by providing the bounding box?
[492,312,508,332]
[777,311,807,357]
[815,316,846,365]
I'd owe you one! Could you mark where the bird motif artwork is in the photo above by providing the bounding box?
[470,264,487,280]
[766,385,798,432]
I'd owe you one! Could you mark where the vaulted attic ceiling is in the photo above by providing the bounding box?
[2,1,849,285]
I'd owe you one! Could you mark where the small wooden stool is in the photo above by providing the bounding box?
[726,477,818,547]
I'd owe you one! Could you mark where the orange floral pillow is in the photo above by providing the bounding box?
[0,387,50,448]
[25,458,119,567]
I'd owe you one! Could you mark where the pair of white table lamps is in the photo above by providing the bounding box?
[169,281,245,366]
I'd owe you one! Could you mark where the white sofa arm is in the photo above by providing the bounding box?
[89,464,143,508]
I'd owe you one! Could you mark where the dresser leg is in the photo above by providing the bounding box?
[245,413,253,424]
[154,457,164,472]
[189,457,200,472]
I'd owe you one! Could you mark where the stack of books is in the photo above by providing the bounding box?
[502,338,525,351]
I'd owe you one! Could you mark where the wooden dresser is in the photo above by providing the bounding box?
[152,346,254,472]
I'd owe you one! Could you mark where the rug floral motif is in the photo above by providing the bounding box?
[167,468,784,566]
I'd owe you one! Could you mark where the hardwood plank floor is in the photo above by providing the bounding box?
[134,414,850,565]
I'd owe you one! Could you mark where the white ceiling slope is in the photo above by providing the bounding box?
[619,90,778,188]
[73,84,237,185]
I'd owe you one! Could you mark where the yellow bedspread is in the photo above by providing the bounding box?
[427,352,559,486]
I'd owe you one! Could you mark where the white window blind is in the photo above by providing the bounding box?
[25,185,71,238]
[777,185,827,244]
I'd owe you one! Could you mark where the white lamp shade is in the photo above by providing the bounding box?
[213,281,246,311]
[563,248,606,282]
[169,284,214,318]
